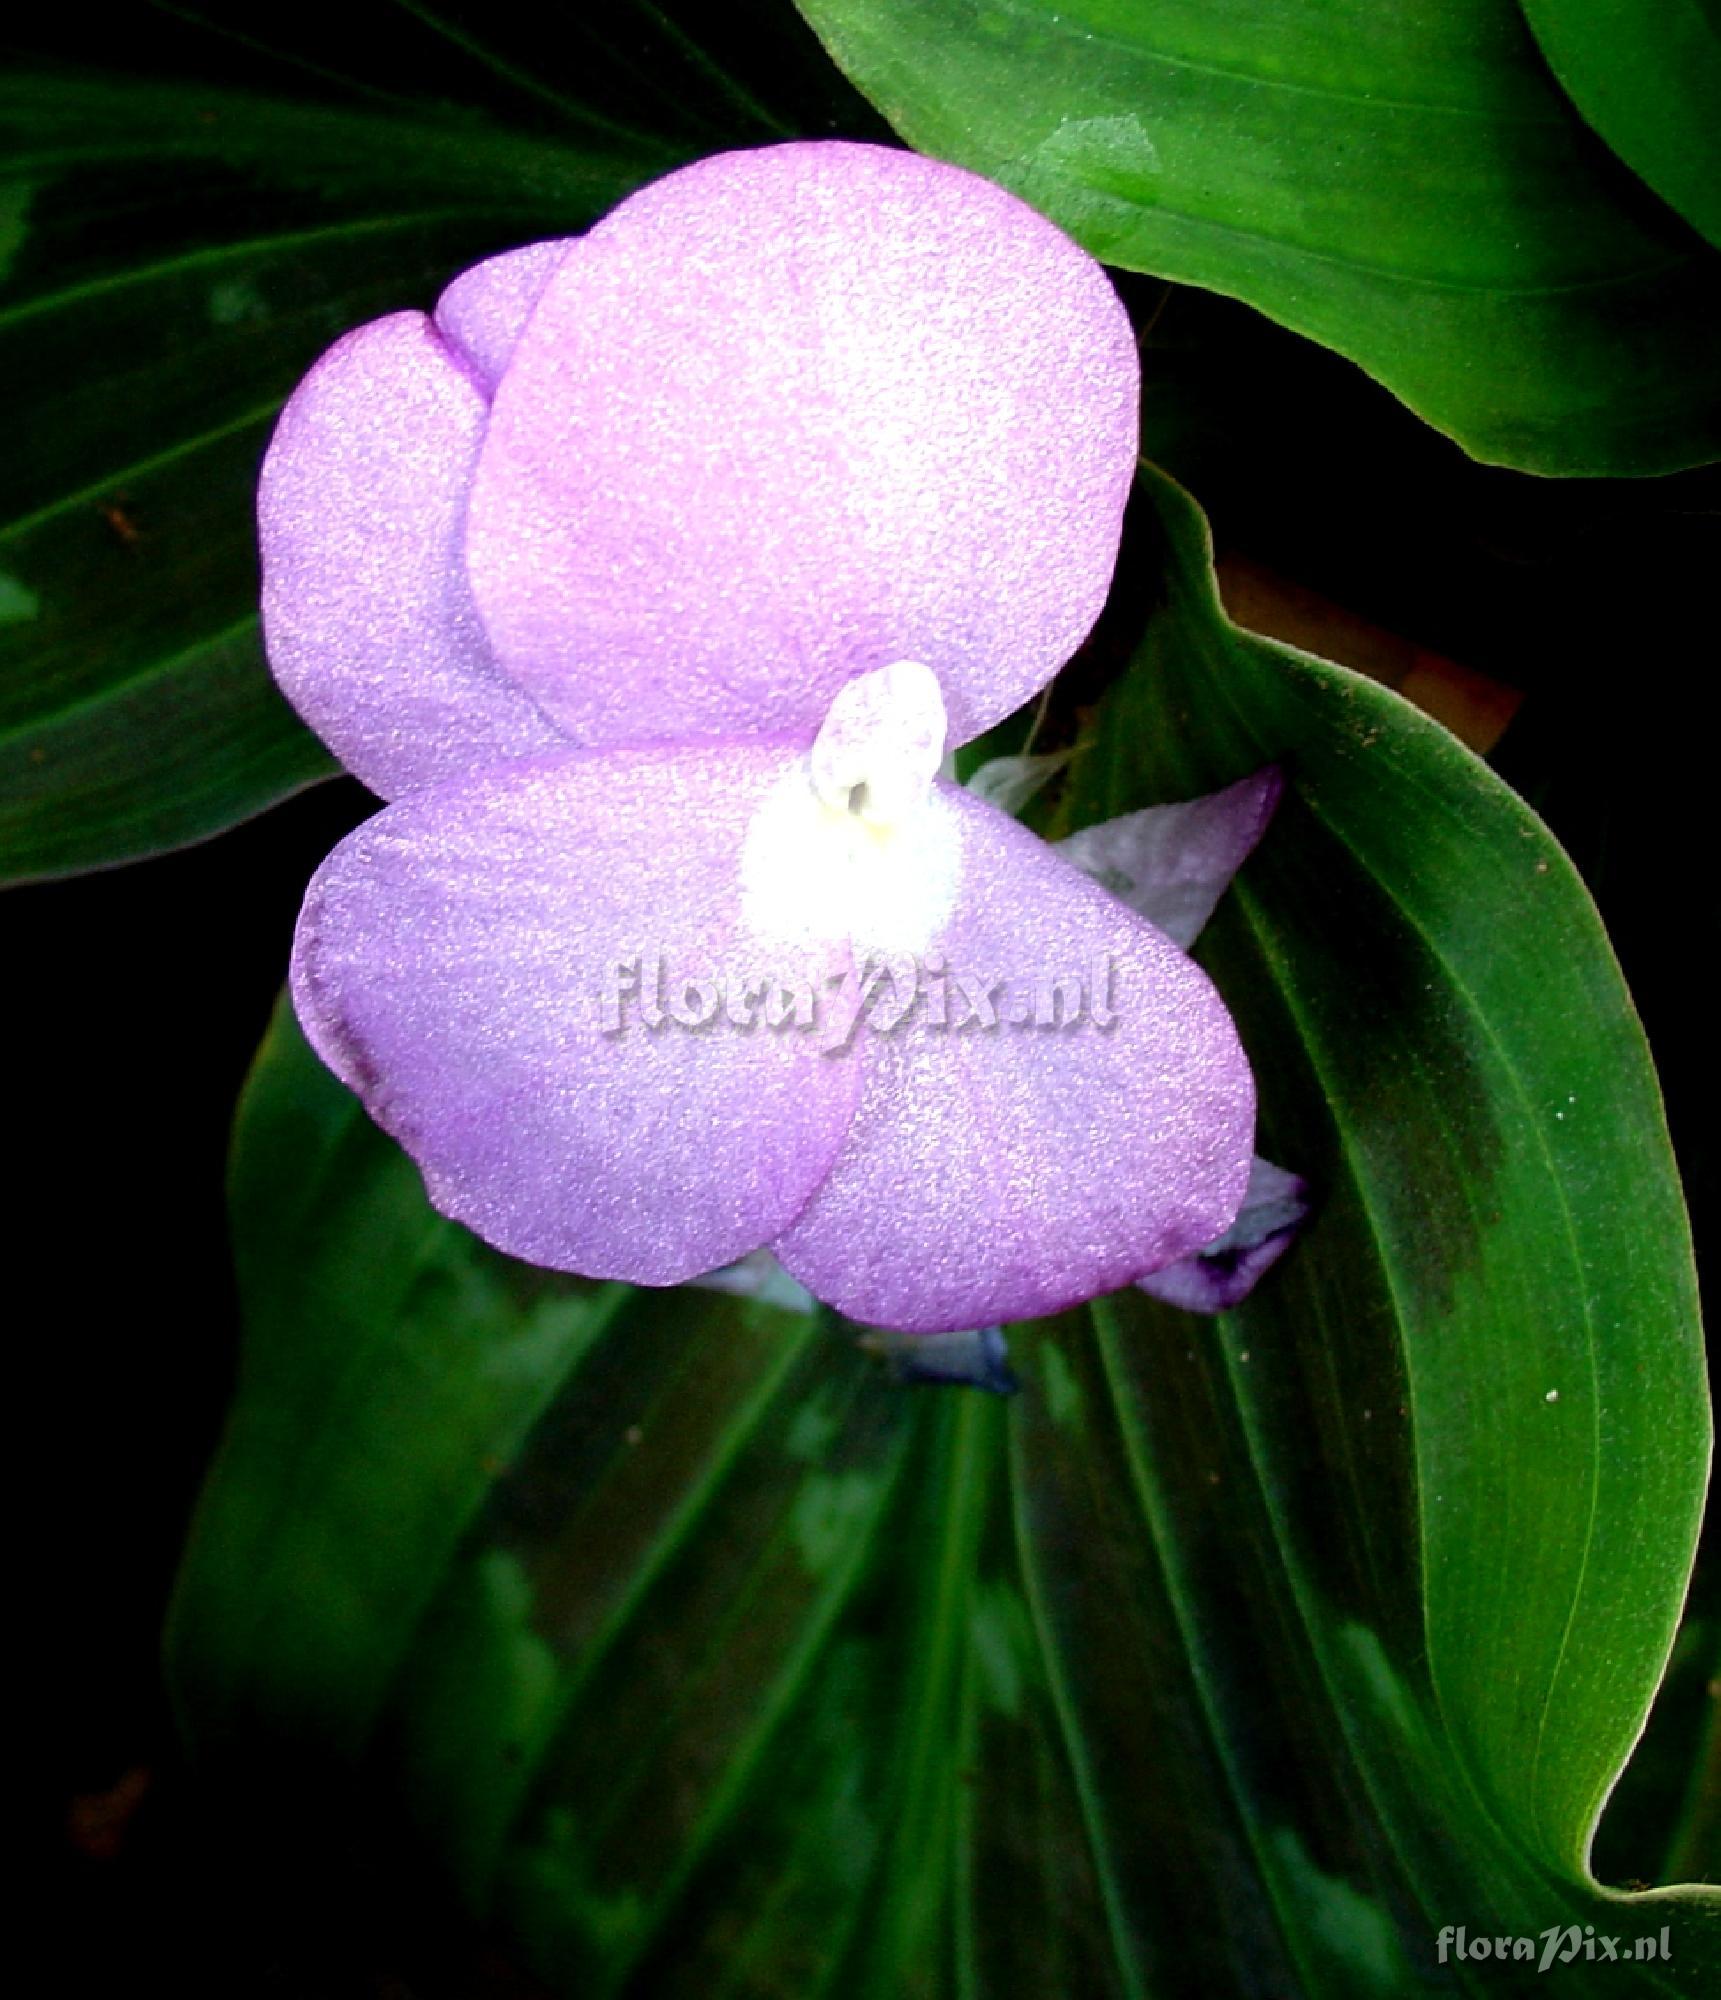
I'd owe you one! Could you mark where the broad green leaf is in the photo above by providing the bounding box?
[1519,0,1721,251]
[0,2,875,882]
[790,0,1721,474]
[169,470,1715,1994]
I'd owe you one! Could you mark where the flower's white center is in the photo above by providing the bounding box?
[741,660,961,956]
[808,659,946,827]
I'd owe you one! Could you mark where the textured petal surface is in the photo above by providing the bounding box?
[773,786,1255,1330]
[435,240,572,396]
[466,141,1138,752]
[291,746,859,1284]
[259,312,566,799]
[1137,1155,1311,1314]
[1056,768,1283,949]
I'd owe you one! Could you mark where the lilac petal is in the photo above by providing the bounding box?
[291,745,860,1285]
[467,142,1138,753]
[772,786,1255,1331]
[434,240,572,396]
[259,311,567,800]
[1136,1157,1311,1314]
[1056,768,1284,949]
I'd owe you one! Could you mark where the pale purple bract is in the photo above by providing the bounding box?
[263,140,1269,1333]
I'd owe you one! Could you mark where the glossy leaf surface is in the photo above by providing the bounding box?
[791,0,1721,473]
[1519,0,1721,250]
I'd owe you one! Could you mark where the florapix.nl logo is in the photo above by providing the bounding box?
[1436,1925,1674,1972]
[598,950,1121,1053]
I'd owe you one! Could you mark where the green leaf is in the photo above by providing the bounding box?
[169,469,1715,1993]
[790,0,1721,474]
[0,2,875,883]
[1519,0,1721,251]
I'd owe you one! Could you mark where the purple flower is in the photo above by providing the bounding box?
[262,141,1266,1333]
